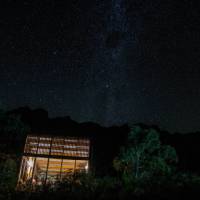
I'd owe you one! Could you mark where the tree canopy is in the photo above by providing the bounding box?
[113,125,178,181]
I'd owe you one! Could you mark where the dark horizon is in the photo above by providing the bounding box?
[4,106,200,135]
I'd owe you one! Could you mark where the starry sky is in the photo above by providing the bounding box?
[0,0,200,133]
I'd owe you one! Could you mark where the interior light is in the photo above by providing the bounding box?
[27,159,34,168]
[85,163,88,170]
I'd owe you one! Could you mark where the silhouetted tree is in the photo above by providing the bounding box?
[0,158,17,199]
[0,110,29,154]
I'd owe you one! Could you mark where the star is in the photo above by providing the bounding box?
[53,51,58,55]
[105,84,110,88]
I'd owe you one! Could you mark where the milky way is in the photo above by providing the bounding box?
[0,0,200,132]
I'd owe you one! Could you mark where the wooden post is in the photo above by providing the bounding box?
[45,136,53,184]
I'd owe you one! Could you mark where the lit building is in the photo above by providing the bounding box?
[17,134,90,187]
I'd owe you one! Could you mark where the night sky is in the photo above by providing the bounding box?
[0,0,200,132]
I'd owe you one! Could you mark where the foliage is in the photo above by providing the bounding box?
[0,111,29,154]
[53,173,120,200]
[0,109,30,199]
[113,125,178,188]
[0,117,200,200]
[0,158,17,200]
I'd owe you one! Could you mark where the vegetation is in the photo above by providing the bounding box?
[0,109,28,199]
[0,109,29,154]
[0,109,200,199]
[114,125,177,177]
[113,125,178,194]
[0,157,18,200]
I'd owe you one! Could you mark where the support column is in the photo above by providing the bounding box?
[45,136,53,184]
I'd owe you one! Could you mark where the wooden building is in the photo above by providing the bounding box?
[17,134,90,187]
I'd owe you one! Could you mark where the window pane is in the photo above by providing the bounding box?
[63,138,90,158]
[47,158,62,184]
[37,137,51,155]
[61,159,75,177]
[33,157,48,185]
[18,156,35,186]
[75,160,89,173]
[50,138,64,156]
[24,136,39,154]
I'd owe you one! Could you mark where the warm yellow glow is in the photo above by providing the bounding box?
[27,158,34,168]
[85,163,88,171]
[17,135,90,188]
